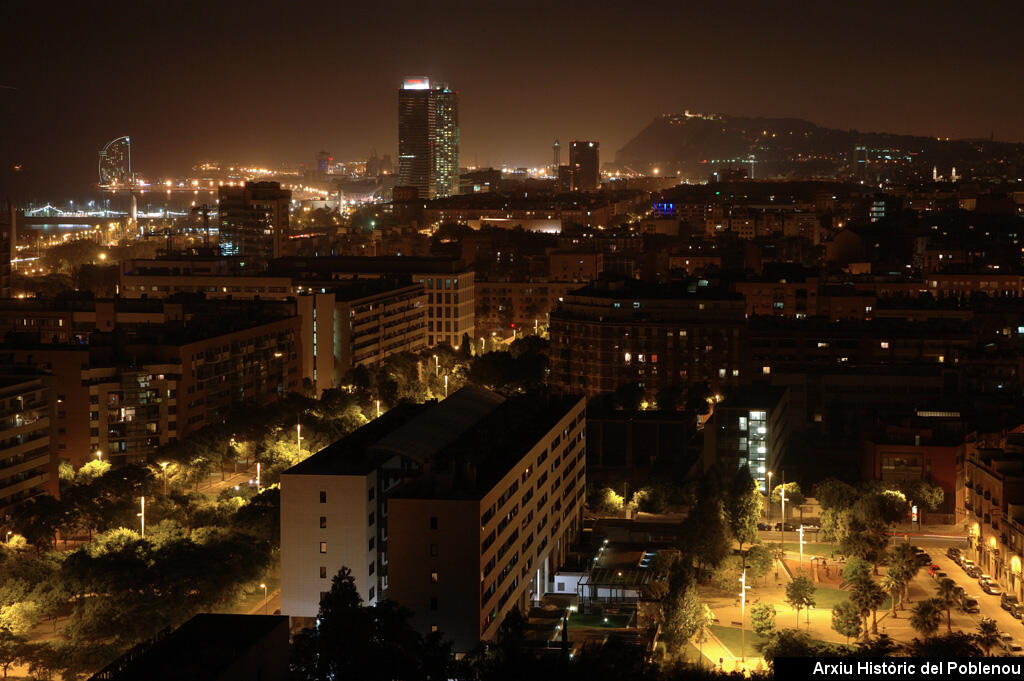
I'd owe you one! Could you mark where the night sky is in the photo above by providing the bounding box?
[2,0,1023,197]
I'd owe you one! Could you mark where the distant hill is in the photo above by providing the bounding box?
[614,112,1024,180]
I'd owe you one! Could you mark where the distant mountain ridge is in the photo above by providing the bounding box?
[614,112,1024,179]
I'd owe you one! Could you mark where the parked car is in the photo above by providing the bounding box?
[774,522,796,532]
[915,552,933,565]
[979,574,995,585]
[960,595,981,613]
[947,547,962,560]
[1012,603,1024,620]
[757,522,772,531]
[967,565,983,578]
[962,558,976,571]
[932,570,948,581]
[981,580,1003,596]
[1001,593,1020,612]
[953,585,966,600]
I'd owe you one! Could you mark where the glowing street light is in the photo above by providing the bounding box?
[138,496,146,537]
[260,583,268,615]
[739,569,751,662]
[376,399,381,418]
[95,450,103,462]
[798,525,806,568]
[159,461,169,495]
[766,471,773,523]
[444,373,449,398]
[256,462,262,492]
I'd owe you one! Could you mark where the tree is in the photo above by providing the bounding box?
[725,465,761,551]
[0,602,40,637]
[0,629,27,681]
[660,583,707,650]
[907,631,981,657]
[290,566,451,681]
[680,472,731,572]
[10,495,65,550]
[691,603,714,667]
[785,576,816,628]
[934,578,958,633]
[909,599,943,639]
[750,602,776,637]
[896,480,945,512]
[772,482,806,523]
[831,600,862,643]
[975,617,1000,654]
[813,479,858,511]
[880,572,904,620]
[848,576,886,635]
[746,544,774,584]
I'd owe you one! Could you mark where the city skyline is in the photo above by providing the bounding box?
[4,0,1024,196]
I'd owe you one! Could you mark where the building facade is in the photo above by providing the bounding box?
[569,141,600,192]
[397,77,459,199]
[0,372,56,518]
[549,279,747,397]
[217,182,291,259]
[280,388,586,652]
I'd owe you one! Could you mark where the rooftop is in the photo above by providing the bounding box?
[283,387,506,477]
[88,614,287,681]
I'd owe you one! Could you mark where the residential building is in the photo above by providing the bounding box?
[0,371,55,518]
[549,279,747,397]
[280,387,586,652]
[2,310,300,467]
[217,182,291,260]
[703,385,789,491]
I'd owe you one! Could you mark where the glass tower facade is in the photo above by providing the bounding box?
[398,77,459,199]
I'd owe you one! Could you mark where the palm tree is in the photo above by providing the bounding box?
[934,578,958,633]
[850,576,887,636]
[976,618,1000,655]
[888,546,921,607]
[909,598,943,639]
[881,572,904,620]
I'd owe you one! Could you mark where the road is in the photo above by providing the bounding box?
[899,533,1023,651]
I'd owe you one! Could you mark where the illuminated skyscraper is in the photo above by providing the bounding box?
[398,77,459,199]
[569,140,599,191]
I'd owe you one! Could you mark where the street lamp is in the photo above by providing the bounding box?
[138,497,146,538]
[376,399,381,418]
[433,354,439,376]
[159,462,169,495]
[779,483,789,554]
[739,569,750,662]
[798,525,806,568]
[5,531,11,543]
[256,462,262,492]
[95,450,102,462]
[260,583,268,615]
[766,471,773,523]
[444,373,449,398]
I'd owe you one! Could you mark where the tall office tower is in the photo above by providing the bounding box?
[217,181,291,260]
[569,140,599,191]
[397,77,459,199]
[552,139,561,173]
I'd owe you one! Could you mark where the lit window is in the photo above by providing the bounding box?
[880,341,889,349]
[431,571,439,583]
[762,366,771,375]
[319,542,327,554]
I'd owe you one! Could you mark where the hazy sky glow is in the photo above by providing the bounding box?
[2,0,1023,195]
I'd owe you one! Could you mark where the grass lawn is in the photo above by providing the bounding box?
[772,541,839,557]
[682,641,714,666]
[710,625,767,659]
[777,585,892,611]
[568,613,630,629]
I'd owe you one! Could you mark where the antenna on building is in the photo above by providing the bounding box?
[552,139,561,171]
